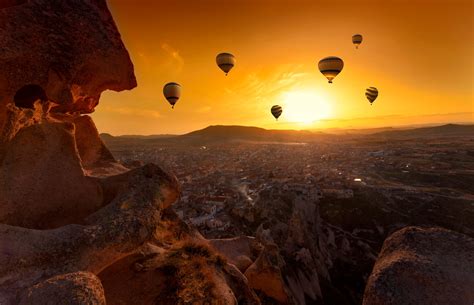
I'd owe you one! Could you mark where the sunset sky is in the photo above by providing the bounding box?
[92,0,473,135]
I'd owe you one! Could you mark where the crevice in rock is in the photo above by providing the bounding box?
[13,84,47,109]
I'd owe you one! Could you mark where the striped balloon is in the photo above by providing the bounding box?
[271,105,283,120]
[352,34,363,49]
[163,82,181,109]
[216,53,236,76]
[365,87,378,105]
[318,56,344,83]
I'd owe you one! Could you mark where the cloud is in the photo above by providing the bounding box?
[161,43,184,70]
[101,105,162,119]
[228,65,308,102]
[320,112,474,124]
[196,106,212,113]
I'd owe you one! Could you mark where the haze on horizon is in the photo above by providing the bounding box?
[92,0,474,135]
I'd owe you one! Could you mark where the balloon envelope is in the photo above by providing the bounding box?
[163,82,181,108]
[216,53,236,75]
[318,56,344,83]
[365,87,378,105]
[271,105,283,120]
[352,34,363,49]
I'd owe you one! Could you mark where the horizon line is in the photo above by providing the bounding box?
[101,121,474,137]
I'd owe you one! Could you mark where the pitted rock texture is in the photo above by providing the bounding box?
[0,164,180,304]
[244,243,289,304]
[0,0,136,138]
[0,120,104,229]
[0,1,266,304]
[363,226,474,305]
[19,271,106,305]
[98,240,261,305]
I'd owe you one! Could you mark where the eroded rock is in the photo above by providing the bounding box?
[244,243,289,304]
[363,226,474,305]
[0,164,179,304]
[0,120,104,229]
[19,272,106,305]
[0,0,136,138]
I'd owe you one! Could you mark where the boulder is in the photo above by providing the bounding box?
[0,121,104,229]
[99,240,261,305]
[0,0,136,139]
[209,236,259,271]
[244,243,289,304]
[19,272,106,305]
[0,164,179,304]
[363,226,474,305]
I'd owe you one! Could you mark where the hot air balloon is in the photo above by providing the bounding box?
[318,56,344,83]
[271,105,282,120]
[352,34,363,49]
[365,87,378,105]
[216,53,235,76]
[163,82,181,109]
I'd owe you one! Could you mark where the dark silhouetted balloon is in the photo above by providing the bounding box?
[366,87,378,105]
[216,53,235,75]
[352,34,363,49]
[163,82,181,109]
[271,105,283,120]
[318,56,344,83]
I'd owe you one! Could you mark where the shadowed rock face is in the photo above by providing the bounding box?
[0,0,136,136]
[0,120,104,228]
[363,226,474,305]
[0,1,265,304]
[0,0,137,228]
[19,272,106,305]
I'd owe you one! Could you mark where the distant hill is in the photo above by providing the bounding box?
[100,123,474,146]
[178,125,327,144]
[371,124,474,138]
[100,134,176,140]
[321,126,398,135]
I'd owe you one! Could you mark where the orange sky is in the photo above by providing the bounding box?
[92,0,474,135]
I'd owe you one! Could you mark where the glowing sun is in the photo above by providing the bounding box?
[281,90,332,124]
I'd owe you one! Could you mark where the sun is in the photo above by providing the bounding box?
[280,90,332,124]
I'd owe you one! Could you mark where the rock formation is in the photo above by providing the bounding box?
[244,243,289,303]
[0,0,136,121]
[0,1,260,304]
[363,226,474,305]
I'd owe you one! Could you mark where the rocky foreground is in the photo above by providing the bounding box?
[1,1,473,304]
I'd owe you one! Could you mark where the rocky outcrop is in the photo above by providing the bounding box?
[72,115,129,177]
[73,115,116,168]
[0,119,104,228]
[0,1,266,304]
[99,241,261,305]
[247,190,331,304]
[209,236,260,272]
[363,226,474,305]
[19,272,106,305]
[0,0,136,141]
[244,243,289,304]
[0,164,179,304]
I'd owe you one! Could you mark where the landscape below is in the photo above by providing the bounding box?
[0,1,473,305]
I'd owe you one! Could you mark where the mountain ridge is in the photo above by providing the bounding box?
[100,123,473,143]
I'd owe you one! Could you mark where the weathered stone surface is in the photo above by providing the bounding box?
[248,192,331,304]
[209,236,259,272]
[73,115,115,168]
[363,226,474,305]
[0,0,136,136]
[99,239,261,305]
[0,120,104,229]
[71,114,129,177]
[244,243,289,304]
[19,271,106,305]
[0,164,179,304]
